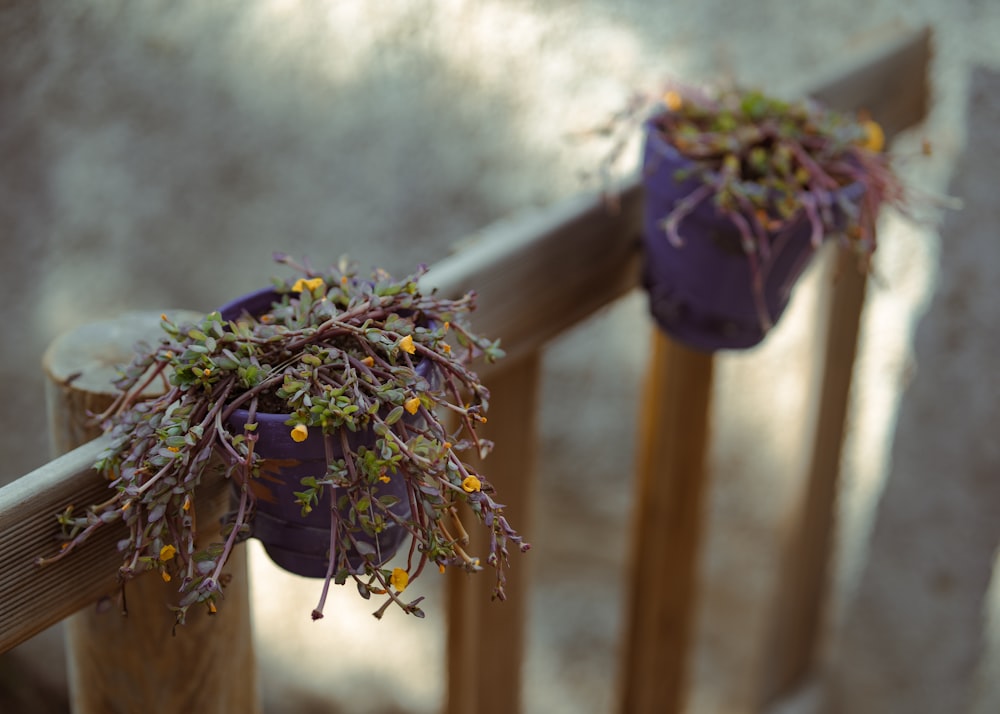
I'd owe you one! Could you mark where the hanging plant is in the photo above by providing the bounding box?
[40,254,527,625]
[591,83,913,350]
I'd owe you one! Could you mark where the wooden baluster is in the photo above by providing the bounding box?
[757,250,868,704]
[446,353,539,714]
[621,332,715,713]
[43,312,259,714]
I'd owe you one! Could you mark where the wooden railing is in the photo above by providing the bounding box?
[0,27,931,713]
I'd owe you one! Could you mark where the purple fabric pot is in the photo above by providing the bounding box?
[219,288,414,578]
[641,121,862,351]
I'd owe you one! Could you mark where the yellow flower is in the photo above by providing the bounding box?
[860,119,885,153]
[663,89,683,111]
[161,571,172,583]
[291,277,325,293]
[361,356,375,367]
[398,335,416,355]
[182,495,191,512]
[379,473,391,484]
[290,424,309,443]
[438,563,446,574]
[390,567,409,592]
[159,544,177,562]
[404,397,421,415]
[442,343,452,354]
[462,475,482,493]
[208,600,217,614]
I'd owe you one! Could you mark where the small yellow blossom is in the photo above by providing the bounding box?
[462,475,482,493]
[443,321,450,332]
[398,335,416,355]
[390,567,409,592]
[161,571,172,583]
[160,544,177,562]
[663,89,683,111]
[160,313,169,321]
[182,495,191,512]
[442,441,452,450]
[404,397,421,415]
[379,473,391,484]
[442,343,452,354]
[208,600,217,614]
[361,356,375,367]
[203,368,212,377]
[290,424,309,443]
[860,119,885,153]
[259,314,275,324]
[340,275,349,286]
[166,445,180,453]
[291,277,325,293]
[438,563,446,574]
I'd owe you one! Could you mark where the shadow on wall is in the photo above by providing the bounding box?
[828,65,1000,714]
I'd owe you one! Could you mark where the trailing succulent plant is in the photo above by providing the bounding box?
[40,254,527,625]
[645,85,900,267]
[591,83,915,332]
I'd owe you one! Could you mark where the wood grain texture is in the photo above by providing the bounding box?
[420,184,643,374]
[621,333,714,714]
[446,354,539,714]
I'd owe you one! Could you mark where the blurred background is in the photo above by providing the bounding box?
[2,1,998,712]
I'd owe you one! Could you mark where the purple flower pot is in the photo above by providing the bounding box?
[641,121,862,351]
[219,288,414,578]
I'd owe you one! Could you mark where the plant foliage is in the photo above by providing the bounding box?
[40,254,527,625]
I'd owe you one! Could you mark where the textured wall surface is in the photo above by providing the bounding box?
[2,2,999,713]
[828,65,1000,714]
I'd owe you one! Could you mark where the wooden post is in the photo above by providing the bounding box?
[43,312,260,714]
[757,249,868,704]
[620,333,715,714]
[446,353,539,714]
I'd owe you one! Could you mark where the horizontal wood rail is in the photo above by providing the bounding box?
[0,24,931,714]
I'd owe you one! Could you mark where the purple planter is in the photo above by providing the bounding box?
[219,288,414,578]
[641,121,862,351]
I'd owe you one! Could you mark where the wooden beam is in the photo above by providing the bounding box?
[420,185,643,372]
[0,438,116,652]
[621,334,714,714]
[446,353,539,714]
